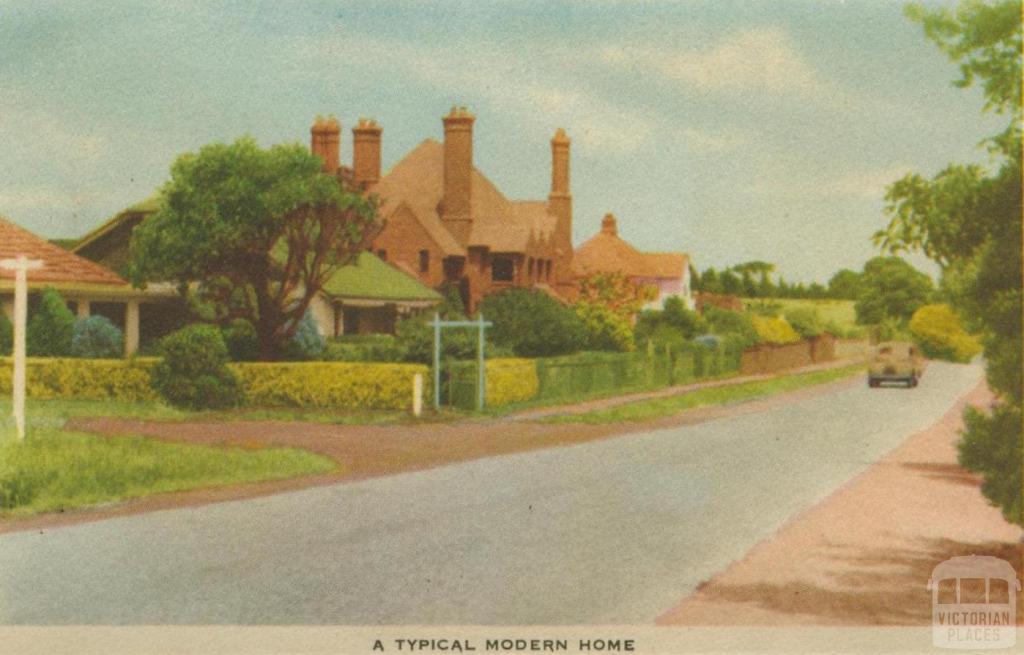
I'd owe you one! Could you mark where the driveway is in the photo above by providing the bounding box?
[0,361,983,624]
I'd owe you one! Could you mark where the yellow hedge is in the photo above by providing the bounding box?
[485,358,539,406]
[751,315,801,345]
[0,357,159,401]
[909,304,982,363]
[229,361,430,410]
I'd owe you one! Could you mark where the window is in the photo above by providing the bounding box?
[528,257,534,280]
[419,250,429,273]
[545,259,552,281]
[491,256,514,282]
[377,249,387,261]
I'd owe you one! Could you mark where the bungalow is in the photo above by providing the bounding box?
[574,213,694,310]
[71,200,440,338]
[0,217,178,354]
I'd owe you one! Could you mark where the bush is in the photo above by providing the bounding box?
[0,312,11,355]
[703,306,760,347]
[909,304,982,363]
[151,324,240,409]
[70,315,123,358]
[751,315,801,344]
[958,404,1022,526]
[478,288,587,357]
[284,310,325,361]
[222,319,259,362]
[636,296,707,346]
[323,335,405,362]
[231,361,428,409]
[575,302,634,352]
[0,357,158,401]
[26,288,75,357]
[785,307,824,339]
[447,358,539,408]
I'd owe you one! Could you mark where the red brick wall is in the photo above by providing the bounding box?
[371,205,448,288]
[740,334,836,375]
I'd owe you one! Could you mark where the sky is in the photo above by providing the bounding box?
[0,0,1006,283]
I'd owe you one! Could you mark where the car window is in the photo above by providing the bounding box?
[879,347,892,355]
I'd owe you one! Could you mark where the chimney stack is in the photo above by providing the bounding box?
[601,213,618,236]
[548,128,573,277]
[352,118,383,188]
[311,115,341,174]
[441,106,475,243]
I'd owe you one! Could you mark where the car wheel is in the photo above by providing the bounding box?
[868,378,877,388]
[908,375,918,388]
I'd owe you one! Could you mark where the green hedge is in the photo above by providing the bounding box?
[447,358,539,409]
[0,357,159,402]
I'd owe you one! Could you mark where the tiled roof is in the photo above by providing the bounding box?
[574,214,688,280]
[368,140,557,255]
[0,218,128,287]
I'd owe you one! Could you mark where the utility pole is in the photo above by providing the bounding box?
[1,255,44,440]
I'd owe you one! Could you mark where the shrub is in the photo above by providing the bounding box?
[70,315,123,358]
[909,303,982,362]
[284,310,325,361]
[0,312,11,355]
[231,361,428,410]
[221,319,259,362]
[26,288,75,357]
[703,306,760,347]
[478,288,587,357]
[323,335,405,362]
[958,404,1022,526]
[151,324,240,409]
[447,358,539,408]
[636,296,707,346]
[575,302,634,352]
[785,307,824,339]
[751,315,801,345]
[0,357,158,401]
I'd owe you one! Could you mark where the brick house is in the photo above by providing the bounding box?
[573,213,694,310]
[309,108,577,312]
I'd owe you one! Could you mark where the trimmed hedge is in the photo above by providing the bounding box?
[230,361,429,410]
[448,358,539,409]
[0,357,158,402]
[909,304,982,363]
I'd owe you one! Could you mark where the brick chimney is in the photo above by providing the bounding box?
[310,115,341,174]
[441,106,475,243]
[548,128,573,277]
[352,118,382,188]
[601,213,618,236]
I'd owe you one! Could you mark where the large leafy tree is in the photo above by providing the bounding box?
[129,137,379,360]
[874,0,1021,525]
[854,256,934,325]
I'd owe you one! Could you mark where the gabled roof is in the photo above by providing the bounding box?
[368,139,557,255]
[72,194,161,256]
[0,217,129,288]
[321,252,442,302]
[574,214,689,280]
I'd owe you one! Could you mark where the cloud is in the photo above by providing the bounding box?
[830,164,915,199]
[600,27,827,97]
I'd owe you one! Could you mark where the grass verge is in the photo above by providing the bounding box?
[541,363,865,424]
[0,421,336,519]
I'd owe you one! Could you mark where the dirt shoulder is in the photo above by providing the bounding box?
[2,371,863,535]
[656,381,1023,626]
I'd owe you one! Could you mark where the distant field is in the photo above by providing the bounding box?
[742,298,859,332]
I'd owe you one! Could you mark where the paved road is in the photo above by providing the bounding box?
[0,361,982,625]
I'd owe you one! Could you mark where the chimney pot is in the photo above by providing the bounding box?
[353,117,383,188]
[601,213,617,236]
[310,115,341,174]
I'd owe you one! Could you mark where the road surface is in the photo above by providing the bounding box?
[0,361,983,624]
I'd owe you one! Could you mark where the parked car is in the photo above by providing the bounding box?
[868,341,923,388]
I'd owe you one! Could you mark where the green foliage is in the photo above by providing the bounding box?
[0,312,11,355]
[284,310,326,361]
[70,315,123,359]
[221,318,259,362]
[827,269,864,300]
[702,306,760,347]
[26,288,75,357]
[128,136,379,359]
[575,302,634,352]
[745,299,783,317]
[785,307,824,339]
[958,404,1022,525]
[636,297,708,348]
[323,335,404,362]
[152,324,240,410]
[751,315,801,344]
[909,303,982,362]
[478,288,587,357]
[854,256,934,325]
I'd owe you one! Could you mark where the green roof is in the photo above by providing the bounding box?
[322,252,441,302]
[73,193,162,255]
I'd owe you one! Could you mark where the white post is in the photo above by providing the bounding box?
[124,299,140,356]
[412,373,423,417]
[1,256,44,440]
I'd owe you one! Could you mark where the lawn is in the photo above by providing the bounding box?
[542,363,865,424]
[0,401,337,518]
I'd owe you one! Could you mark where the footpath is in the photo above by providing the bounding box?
[656,380,1023,626]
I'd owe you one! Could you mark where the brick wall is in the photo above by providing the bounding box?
[740,334,836,375]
